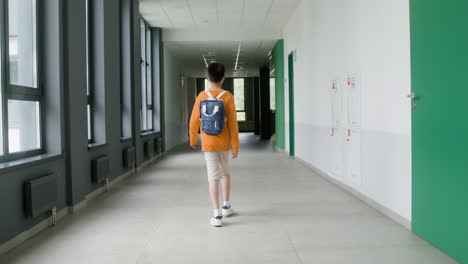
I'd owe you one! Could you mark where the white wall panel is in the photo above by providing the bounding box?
[283,0,411,221]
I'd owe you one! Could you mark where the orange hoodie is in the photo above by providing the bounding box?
[189,89,240,153]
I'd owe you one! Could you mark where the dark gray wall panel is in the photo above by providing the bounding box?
[0,159,66,244]
[0,0,164,245]
[64,0,89,204]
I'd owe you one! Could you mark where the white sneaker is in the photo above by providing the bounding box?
[210,215,223,227]
[222,205,235,217]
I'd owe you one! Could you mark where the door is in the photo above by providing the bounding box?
[410,0,468,263]
[288,52,295,157]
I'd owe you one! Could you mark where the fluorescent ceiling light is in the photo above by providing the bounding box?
[234,41,241,70]
[202,54,208,68]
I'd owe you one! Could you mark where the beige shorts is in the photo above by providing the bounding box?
[204,151,231,181]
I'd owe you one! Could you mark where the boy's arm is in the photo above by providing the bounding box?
[227,95,240,154]
[189,96,201,147]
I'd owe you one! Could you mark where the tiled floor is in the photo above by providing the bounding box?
[0,134,458,264]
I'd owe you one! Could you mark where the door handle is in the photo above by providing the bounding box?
[407,92,417,99]
[408,93,417,109]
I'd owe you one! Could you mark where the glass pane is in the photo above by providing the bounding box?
[146,28,152,105]
[146,28,151,64]
[270,78,276,110]
[141,62,146,123]
[140,20,146,132]
[9,0,38,88]
[87,104,91,140]
[8,100,40,153]
[237,112,246,122]
[234,78,245,111]
[139,108,143,131]
[85,0,91,96]
[147,64,152,105]
[140,19,145,62]
[147,110,153,130]
[141,104,147,131]
[0,45,3,155]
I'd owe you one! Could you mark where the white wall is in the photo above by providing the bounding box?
[283,0,412,221]
[163,45,191,150]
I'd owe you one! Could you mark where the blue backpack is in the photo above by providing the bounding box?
[200,90,227,135]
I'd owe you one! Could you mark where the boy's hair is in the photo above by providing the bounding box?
[207,62,225,83]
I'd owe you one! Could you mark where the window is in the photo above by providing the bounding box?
[85,0,94,143]
[234,78,246,121]
[1,0,42,161]
[120,0,132,139]
[0,67,2,155]
[140,18,153,133]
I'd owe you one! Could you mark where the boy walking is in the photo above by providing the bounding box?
[189,62,240,227]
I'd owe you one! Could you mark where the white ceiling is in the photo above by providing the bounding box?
[139,0,299,30]
[139,0,300,77]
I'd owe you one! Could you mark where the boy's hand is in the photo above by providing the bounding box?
[190,144,197,149]
[232,152,238,159]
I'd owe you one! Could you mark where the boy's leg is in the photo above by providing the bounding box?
[219,151,231,202]
[221,174,230,202]
[209,180,220,210]
[219,151,235,216]
[204,152,223,226]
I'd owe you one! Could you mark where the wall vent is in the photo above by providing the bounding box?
[123,146,136,168]
[91,156,110,183]
[24,174,58,218]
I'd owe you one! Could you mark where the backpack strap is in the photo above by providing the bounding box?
[205,90,227,100]
[205,90,214,100]
[216,90,227,100]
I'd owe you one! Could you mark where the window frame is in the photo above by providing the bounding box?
[140,18,153,134]
[120,0,134,140]
[85,0,95,144]
[119,0,128,139]
[0,0,44,163]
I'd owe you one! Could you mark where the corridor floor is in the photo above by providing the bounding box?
[0,134,458,264]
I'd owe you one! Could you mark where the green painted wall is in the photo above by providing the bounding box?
[272,40,285,150]
[410,0,468,263]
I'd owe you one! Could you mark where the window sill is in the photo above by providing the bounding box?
[120,137,133,143]
[0,153,64,174]
[88,143,107,151]
[140,131,161,138]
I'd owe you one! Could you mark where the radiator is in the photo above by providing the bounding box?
[123,146,136,168]
[24,174,58,218]
[144,140,154,158]
[91,156,110,183]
